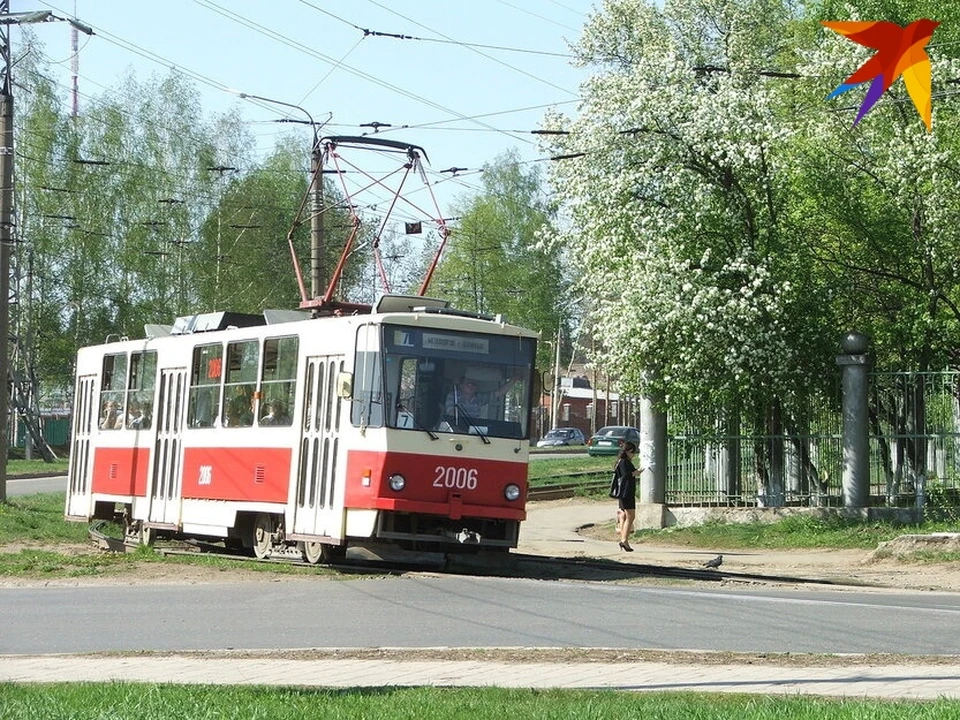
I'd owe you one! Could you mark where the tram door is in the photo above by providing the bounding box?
[147,367,187,526]
[66,374,97,518]
[292,355,344,539]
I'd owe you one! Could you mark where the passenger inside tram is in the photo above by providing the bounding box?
[99,400,122,430]
[259,400,289,426]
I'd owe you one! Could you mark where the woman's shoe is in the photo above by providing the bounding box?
[619,541,634,552]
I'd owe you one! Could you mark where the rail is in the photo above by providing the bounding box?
[528,475,609,501]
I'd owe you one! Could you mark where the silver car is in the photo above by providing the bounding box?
[536,427,586,448]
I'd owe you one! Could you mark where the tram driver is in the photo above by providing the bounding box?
[443,371,519,422]
[444,376,483,418]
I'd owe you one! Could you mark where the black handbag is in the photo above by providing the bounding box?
[608,471,621,499]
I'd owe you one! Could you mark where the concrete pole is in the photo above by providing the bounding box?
[0,88,11,503]
[638,389,666,505]
[551,328,561,429]
[837,331,870,508]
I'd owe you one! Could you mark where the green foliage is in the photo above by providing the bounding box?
[924,481,960,524]
[432,150,570,369]
[15,59,257,391]
[540,0,960,500]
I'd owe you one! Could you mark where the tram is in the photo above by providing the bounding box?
[64,295,538,561]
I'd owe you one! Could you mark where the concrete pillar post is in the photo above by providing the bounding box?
[639,390,666,505]
[836,331,870,508]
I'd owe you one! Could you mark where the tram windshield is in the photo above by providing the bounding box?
[358,325,536,440]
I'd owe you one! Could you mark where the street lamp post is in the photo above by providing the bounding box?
[234,92,324,299]
[0,5,92,502]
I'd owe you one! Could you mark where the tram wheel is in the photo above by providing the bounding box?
[299,541,324,564]
[251,513,273,560]
[299,540,346,564]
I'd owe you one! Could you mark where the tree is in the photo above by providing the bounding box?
[543,0,834,411]
[15,62,251,391]
[432,150,568,369]
[543,0,960,502]
[793,0,960,371]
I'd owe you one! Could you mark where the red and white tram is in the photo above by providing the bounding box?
[65,295,538,561]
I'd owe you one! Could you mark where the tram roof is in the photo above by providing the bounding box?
[138,295,538,342]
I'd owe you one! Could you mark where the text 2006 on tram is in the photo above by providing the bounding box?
[433,466,479,490]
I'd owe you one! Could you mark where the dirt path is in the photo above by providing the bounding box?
[577,520,960,593]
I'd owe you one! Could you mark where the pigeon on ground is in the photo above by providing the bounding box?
[703,554,723,569]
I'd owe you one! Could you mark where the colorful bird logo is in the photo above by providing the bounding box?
[822,19,940,130]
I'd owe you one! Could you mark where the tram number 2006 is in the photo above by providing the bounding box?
[433,466,479,490]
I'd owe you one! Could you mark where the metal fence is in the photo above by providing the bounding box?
[868,371,960,506]
[665,370,960,507]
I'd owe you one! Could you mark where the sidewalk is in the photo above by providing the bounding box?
[2,653,960,698]
[4,499,960,698]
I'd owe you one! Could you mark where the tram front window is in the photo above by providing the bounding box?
[379,326,535,440]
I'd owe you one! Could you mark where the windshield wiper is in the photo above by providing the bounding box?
[451,403,490,444]
[396,402,438,440]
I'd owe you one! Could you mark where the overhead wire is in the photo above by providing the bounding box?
[362,0,577,96]
[296,0,575,58]
[36,0,585,176]
[24,0,589,273]
[192,0,537,148]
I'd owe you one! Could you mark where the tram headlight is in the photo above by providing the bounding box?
[388,474,406,492]
[504,483,521,501]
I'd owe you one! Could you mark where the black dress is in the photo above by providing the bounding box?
[615,456,637,511]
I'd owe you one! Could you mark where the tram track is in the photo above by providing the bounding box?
[527,477,608,501]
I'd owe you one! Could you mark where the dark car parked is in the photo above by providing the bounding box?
[586,425,640,456]
[536,427,586,448]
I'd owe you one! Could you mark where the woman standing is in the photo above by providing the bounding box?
[614,441,639,551]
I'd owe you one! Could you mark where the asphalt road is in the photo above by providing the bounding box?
[3,576,959,656]
[5,474,66,496]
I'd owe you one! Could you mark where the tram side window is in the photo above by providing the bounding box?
[386,357,420,429]
[351,351,383,428]
[187,344,223,428]
[259,336,298,426]
[126,351,157,430]
[223,339,259,428]
[99,353,127,430]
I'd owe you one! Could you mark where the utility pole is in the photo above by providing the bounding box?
[551,325,561,430]
[309,133,323,299]
[0,6,92,502]
[231,92,324,297]
[0,43,11,503]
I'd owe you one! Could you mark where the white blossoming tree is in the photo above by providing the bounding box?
[544,0,960,503]
[543,0,839,501]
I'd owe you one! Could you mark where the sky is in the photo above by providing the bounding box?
[15,0,597,222]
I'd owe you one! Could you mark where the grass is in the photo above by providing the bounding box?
[0,493,88,544]
[0,684,956,719]
[0,492,343,580]
[531,457,960,552]
[632,513,960,552]
[6,457,69,475]
[527,454,612,487]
